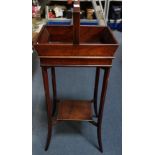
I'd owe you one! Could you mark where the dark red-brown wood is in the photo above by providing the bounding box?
[40,57,113,67]
[41,67,53,151]
[33,0,118,153]
[34,25,118,67]
[97,68,110,152]
[93,67,100,116]
[73,0,80,44]
[51,67,57,116]
[57,100,93,121]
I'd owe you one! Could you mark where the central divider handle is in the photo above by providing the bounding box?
[73,0,80,44]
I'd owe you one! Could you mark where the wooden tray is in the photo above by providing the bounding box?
[34,1,118,67]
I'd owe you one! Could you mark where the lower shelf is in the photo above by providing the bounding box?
[57,100,93,121]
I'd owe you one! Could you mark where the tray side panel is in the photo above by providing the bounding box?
[38,28,50,43]
[47,26,73,42]
[35,44,118,57]
[40,58,113,66]
[80,26,117,44]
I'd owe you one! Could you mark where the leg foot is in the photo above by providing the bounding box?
[97,124,103,152]
[45,121,52,151]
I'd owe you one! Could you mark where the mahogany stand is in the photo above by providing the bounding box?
[33,0,118,153]
[42,66,110,152]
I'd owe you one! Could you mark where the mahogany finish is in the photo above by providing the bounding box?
[97,67,110,152]
[34,25,118,67]
[93,67,100,116]
[57,100,93,121]
[40,57,113,67]
[33,0,118,153]
[41,67,53,151]
[73,1,80,44]
[51,67,57,116]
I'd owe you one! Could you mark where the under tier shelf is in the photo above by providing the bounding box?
[57,100,93,121]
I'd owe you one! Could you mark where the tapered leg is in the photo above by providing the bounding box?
[93,67,100,117]
[97,67,110,152]
[42,67,53,151]
[51,67,57,116]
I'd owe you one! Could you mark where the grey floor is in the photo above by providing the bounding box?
[32,31,122,155]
